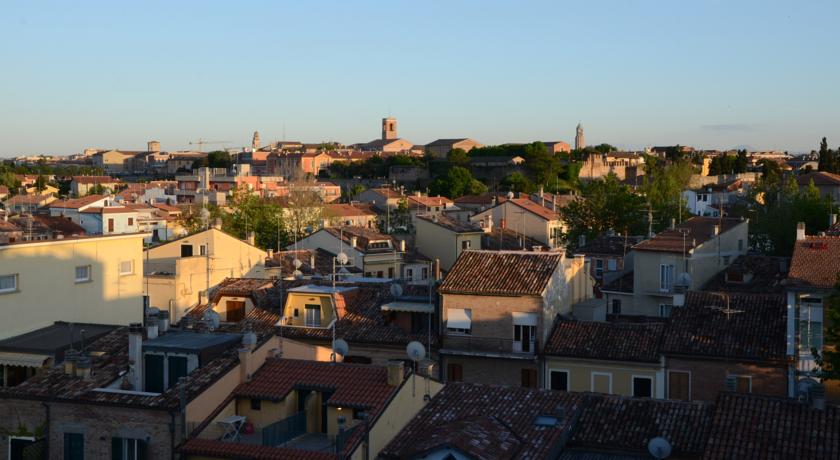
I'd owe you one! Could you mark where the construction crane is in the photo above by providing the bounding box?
[188,139,231,152]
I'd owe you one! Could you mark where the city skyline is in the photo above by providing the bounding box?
[1,0,839,156]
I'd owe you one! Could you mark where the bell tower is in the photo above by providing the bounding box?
[382,118,397,140]
[575,123,585,150]
[252,131,261,150]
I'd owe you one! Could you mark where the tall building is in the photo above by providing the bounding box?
[382,117,397,140]
[252,130,261,150]
[575,123,585,150]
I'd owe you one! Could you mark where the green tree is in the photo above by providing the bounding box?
[815,276,840,381]
[193,150,232,170]
[639,157,693,232]
[560,173,647,250]
[501,172,535,193]
[446,148,470,168]
[34,174,47,193]
[429,166,486,198]
[735,149,748,173]
[222,186,289,250]
[818,137,831,172]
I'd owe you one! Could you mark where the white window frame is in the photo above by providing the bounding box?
[659,303,673,318]
[548,369,570,391]
[594,258,604,278]
[0,274,19,294]
[75,265,92,283]
[119,260,134,276]
[667,370,692,401]
[659,264,674,292]
[114,437,145,460]
[631,375,654,398]
[8,436,36,459]
[590,371,613,394]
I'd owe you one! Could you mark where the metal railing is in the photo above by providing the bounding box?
[262,411,307,447]
[335,424,361,457]
[442,335,538,355]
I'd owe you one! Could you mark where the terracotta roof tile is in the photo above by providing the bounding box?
[702,254,788,294]
[787,236,840,290]
[416,214,483,233]
[509,197,561,221]
[49,194,108,209]
[703,392,840,460]
[179,438,334,460]
[439,250,562,296]
[661,291,786,362]
[574,235,643,257]
[796,171,840,187]
[544,319,665,363]
[633,217,745,254]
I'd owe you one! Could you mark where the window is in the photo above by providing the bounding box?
[590,258,604,278]
[421,267,429,279]
[108,218,114,233]
[738,239,744,251]
[180,244,193,257]
[725,272,744,283]
[659,304,673,318]
[521,368,538,388]
[75,265,91,283]
[111,437,148,460]
[250,399,262,411]
[127,217,134,226]
[549,370,569,391]
[304,304,321,327]
[405,268,414,279]
[722,255,731,265]
[607,258,617,271]
[388,267,394,278]
[225,300,246,322]
[611,299,622,315]
[167,356,188,389]
[591,372,612,394]
[0,274,18,293]
[446,308,472,334]
[632,376,653,398]
[461,240,471,250]
[64,432,84,460]
[659,264,674,292]
[728,375,752,393]
[447,363,463,382]
[293,308,299,318]
[119,260,134,275]
[668,371,691,401]
[199,245,207,256]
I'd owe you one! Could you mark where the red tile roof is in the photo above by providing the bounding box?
[508,197,561,221]
[787,236,840,290]
[633,217,744,254]
[796,171,840,187]
[49,194,108,209]
[661,291,786,362]
[439,250,562,296]
[702,254,788,294]
[380,383,583,460]
[543,319,665,363]
[178,438,334,460]
[236,359,399,412]
[416,214,483,233]
[704,392,840,460]
[72,175,119,184]
[323,203,377,218]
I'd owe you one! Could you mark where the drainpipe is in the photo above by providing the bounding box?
[41,401,51,459]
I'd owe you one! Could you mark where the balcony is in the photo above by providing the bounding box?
[231,411,361,456]
[441,335,538,358]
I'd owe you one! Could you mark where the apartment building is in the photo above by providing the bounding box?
[414,214,484,272]
[470,197,567,249]
[293,226,406,278]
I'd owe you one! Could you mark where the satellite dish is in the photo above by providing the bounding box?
[390,283,403,298]
[336,252,349,265]
[406,341,426,361]
[648,437,672,460]
[675,272,692,287]
[506,191,515,199]
[333,339,350,357]
[202,310,221,329]
[293,258,303,269]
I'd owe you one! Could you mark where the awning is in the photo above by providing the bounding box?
[512,312,538,326]
[0,351,50,368]
[447,308,472,330]
[380,301,434,313]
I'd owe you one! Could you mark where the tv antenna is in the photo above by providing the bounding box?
[705,293,743,320]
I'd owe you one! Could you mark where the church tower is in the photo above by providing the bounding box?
[252,131,261,150]
[382,118,397,140]
[575,123,585,150]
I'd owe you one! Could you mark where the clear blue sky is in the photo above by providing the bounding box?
[1,0,838,157]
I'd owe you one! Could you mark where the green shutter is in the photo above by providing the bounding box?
[144,354,164,393]
[111,438,123,460]
[167,356,188,389]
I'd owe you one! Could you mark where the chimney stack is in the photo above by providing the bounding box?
[158,311,170,334]
[399,240,406,252]
[830,214,837,226]
[796,222,806,241]
[712,225,720,236]
[246,232,256,246]
[128,323,144,391]
[75,354,92,380]
[350,236,358,248]
[64,349,78,376]
[310,252,316,269]
[670,218,676,230]
[386,360,404,387]
[146,316,159,340]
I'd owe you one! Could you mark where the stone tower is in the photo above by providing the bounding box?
[147,140,161,153]
[252,131,261,150]
[382,118,397,141]
[575,123,585,150]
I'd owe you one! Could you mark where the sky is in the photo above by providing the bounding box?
[1,0,838,157]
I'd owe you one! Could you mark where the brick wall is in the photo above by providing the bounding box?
[442,355,538,387]
[666,356,787,402]
[0,399,46,457]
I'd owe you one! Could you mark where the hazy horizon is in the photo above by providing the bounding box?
[1,0,838,157]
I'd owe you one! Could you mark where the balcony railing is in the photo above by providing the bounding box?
[262,411,307,447]
[442,335,538,355]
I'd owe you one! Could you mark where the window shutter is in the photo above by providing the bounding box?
[111,438,123,460]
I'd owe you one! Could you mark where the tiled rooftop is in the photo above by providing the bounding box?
[48,194,108,209]
[633,217,744,254]
[787,235,840,290]
[704,392,840,460]
[543,319,665,363]
[574,235,643,257]
[416,214,483,233]
[439,250,562,297]
[702,254,788,294]
[661,291,786,362]
[481,227,547,251]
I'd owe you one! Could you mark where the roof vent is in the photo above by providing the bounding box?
[534,415,559,427]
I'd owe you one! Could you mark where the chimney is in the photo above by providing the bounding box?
[75,354,92,380]
[796,222,806,241]
[128,323,144,391]
[386,360,404,386]
[64,349,78,376]
[485,214,493,232]
[830,214,837,226]
[434,258,441,280]
[158,311,170,334]
[146,316,159,340]
[350,236,358,248]
[712,225,720,236]
[670,218,676,230]
[267,249,274,259]
[246,232,256,246]
[309,252,316,269]
[399,240,406,252]
[239,347,253,383]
